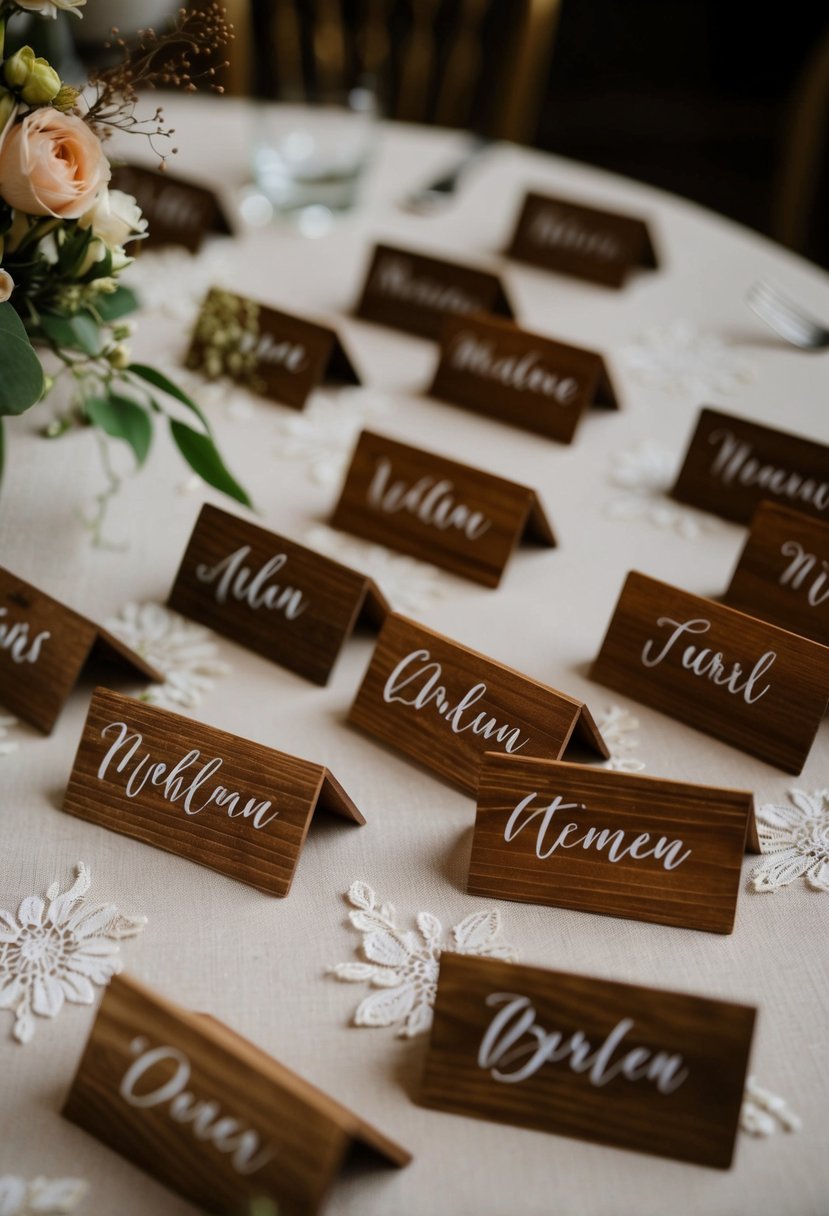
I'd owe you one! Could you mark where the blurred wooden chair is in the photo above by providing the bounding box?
[222,0,562,144]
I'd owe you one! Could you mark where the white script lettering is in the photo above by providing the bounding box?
[640,616,775,704]
[195,546,306,619]
[779,540,829,608]
[528,207,622,261]
[707,429,829,515]
[368,458,491,541]
[448,331,580,404]
[0,607,50,664]
[371,255,484,314]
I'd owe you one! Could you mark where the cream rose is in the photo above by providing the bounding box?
[0,108,109,219]
[0,269,14,303]
[79,188,147,248]
[13,0,86,18]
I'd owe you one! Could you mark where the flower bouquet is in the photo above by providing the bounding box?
[0,0,250,530]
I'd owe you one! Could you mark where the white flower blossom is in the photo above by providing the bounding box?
[104,602,229,710]
[620,321,754,397]
[13,0,86,19]
[750,789,829,892]
[595,705,645,773]
[0,1176,88,1215]
[306,524,446,614]
[605,440,720,539]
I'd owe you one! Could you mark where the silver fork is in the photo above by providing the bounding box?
[747,280,829,350]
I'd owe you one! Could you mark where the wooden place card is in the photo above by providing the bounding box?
[63,687,364,896]
[354,242,514,340]
[421,953,755,1169]
[110,163,232,252]
[671,407,829,525]
[348,614,608,796]
[469,755,752,933]
[590,571,829,777]
[0,565,161,734]
[724,502,829,647]
[330,430,556,588]
[506,191,658,288]
[168,504,388,684]
[185,288,360,407]
[430,312,619,443]
[63,973,410,1216]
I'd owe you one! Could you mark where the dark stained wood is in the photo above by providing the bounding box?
[421,954,755,1170]
[469,755,751,933]
[63,973,410,1216]
[590,570,829,782]
[671,407,829,525]
[430,312,619,443]
[723,501,829,647]
[63,688,364,897]
[505,192,658,288]
[0,566,161,734]
[110,163,231,252]
[354,243,514,340]
[185,289,360,408]
[168,503,389,685]
[329,430,556,588]
[348,614,609,796]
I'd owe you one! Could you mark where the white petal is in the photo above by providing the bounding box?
[417,912,442,944]
[363,930,411,968]
[402,1000,433,1037]
[59,972,95,1004]
[67,903,116,938]
[14,1008,35,1043]
[0,976,23,1008]
[756,802,806,833]
[750,848,810,891]
[349,909,395,934]
[790,789,824,817]
[32,974,64,1017]
[354,984,415,1028]
[327,963,379,982]
[453,908,501,948]
[17,896,45,926]
[347,881,376,911]
[370,970,403,987]
[0,908,19,935]
[28,1177,88,1212]
[805,858,829,893]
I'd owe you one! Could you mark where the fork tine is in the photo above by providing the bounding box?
[747,280,829,348]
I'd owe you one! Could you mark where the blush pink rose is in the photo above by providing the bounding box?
[0,108,110,219]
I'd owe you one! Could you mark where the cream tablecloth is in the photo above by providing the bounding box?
[1,94,828,1215]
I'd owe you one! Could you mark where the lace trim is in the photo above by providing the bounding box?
[605,440,720,539]
[0,1178,88,1215]
[619,321,754,397]
[595,705,645,773]
[306,524,446,615]
[750,788,829,893]
[741,1077,802,1136]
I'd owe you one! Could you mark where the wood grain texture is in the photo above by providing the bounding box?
[185,289,359,408]
[63,973,410,1216]
[421,954,755,1169]
[671,407,829,525]
[469,755,751,933]
[354,243,513,339]
[63,687,364,897]
[430,312,618,443]
[505,192,657,287]
[348,614,608,796]
[590,570,829,780]
[329,429,556,588]
[110,164,229,252]
[723,501,829,647]
[0,566,161,733]
[168,503,389,685]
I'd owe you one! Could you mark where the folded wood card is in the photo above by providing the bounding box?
[168,504,388,684]
[63,973,411,1216]
[110,162,232,252]
[63,688,364,896]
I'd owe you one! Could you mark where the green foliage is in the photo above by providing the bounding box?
[84,393,152,467]
[39,309,102,356]
[0,301,44,416]
[169,418,251,507]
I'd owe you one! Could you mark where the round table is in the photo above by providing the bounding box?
[1,94,827,1216]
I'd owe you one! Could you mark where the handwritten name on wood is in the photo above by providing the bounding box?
[724,502,829,648]
[0,565,161,734]
[63,973,410,1216]
[110,163,231,252]
[354,243,514,339]
[671,407,829,525]
[168,504,388,685]
[348,614,608,796]
[505,192,658,288]
[590,571,829,780]
[330,430,556,587]
[421,954,755,1169]
[63,687,364,897]
[430,313,619,443]
[469,755,751,933]
[185,289,360,407]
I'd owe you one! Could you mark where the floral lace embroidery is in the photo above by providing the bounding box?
[740,1077,802,1137]
[273,388,391,486]
[0,1178,88,1215]
[306,525,446,614]
[0,714,20,758]
[328,881,518,1037]
[605,440,720,539]
[105,602,230,710]
[619,321,754,397]
[0,863,146,1044]
[749,788,829,893]
[595,705,645,773]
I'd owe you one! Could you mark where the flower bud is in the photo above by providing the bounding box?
[107,343,130,369]
[4,47,61,105]
[0,267,13,301]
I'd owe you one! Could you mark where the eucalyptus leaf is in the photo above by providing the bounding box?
[85,393,153,467]
[39,311,102,357]
[0,302,45,416]
[169,418,251,506]
[128,363,211,432]
[96,286,139,321]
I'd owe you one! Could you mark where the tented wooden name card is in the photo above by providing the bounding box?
[348,614,608,795]
[590,571,829,778]
[63,973,411,1216]
[421,954,755,1169]
[0,565,161,734]
[469,756,751,932]
[330,430,556,587]
[430,313,619,443]
[724,502,829,647]
[168,504,389,685]
[110,163,231,252]
[354,242,514,340]
[63,688,364,896]
[671,407,829,525]
[186,288,360,407]
[506,191,658,287]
